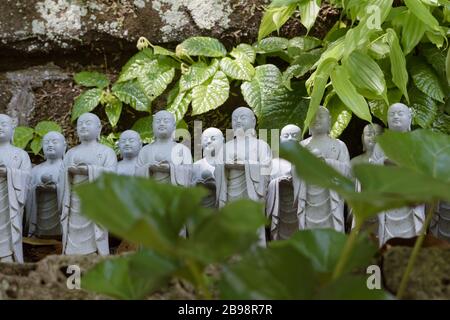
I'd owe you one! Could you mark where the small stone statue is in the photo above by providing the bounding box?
[26,131,66,238]
[348,123,383,232]
[136,110,192,186]
[215,107,272,245]
[117,130,142,176]
[372,103,425,246]
[0,114,31,263]
[431,201,450,242]
[62,113,117,256]
[297,106,350,232]
[191,128,224,209]
[266,124,301,240]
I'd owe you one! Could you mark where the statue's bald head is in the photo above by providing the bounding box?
[119,130,142,159]
[43,131,66,160]
[310,106,331,135]
[388,103,411,132]
[0,114,15,143]
[77,112,102,142]
[153,110,176,139]
[201,127,223,154]
[232,107,256,134]
[280,124,301,143]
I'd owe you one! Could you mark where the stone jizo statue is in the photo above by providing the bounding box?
[117,130,142,176]
[0,114,31,263]
[371,103,425,246]
[61,113,117,256]
[431,201,450,242]
[215,107,272,245]
[191,127,224,208]
[297,106,350,232]
[136,110,192,186]
[26,131,66,238]
[266,124,301,240]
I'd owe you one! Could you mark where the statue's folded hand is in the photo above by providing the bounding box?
[0,166,6,176]
[68,165,88,176]
[37,183,56,191]
[225,162,245,170]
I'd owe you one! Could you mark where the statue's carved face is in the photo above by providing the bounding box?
[280,124,301,143]
[119,130,142,159]
[201,128,223,156]
[232,108,255,134]
[43,132,66,160]
[0,115,13,143]
[362,124,382,152]
[77,113,101,142]
[388,104,411,132]
[310,107,330,135]
[153,111,175,139]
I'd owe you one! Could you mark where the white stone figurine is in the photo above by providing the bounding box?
[297,106,350,232]
[117,130,142,176]
[26,131,66,238]
[431,201,450,242]
[371,103,425,246]
[215,107,272,245]
[266,124,301,240]
[191,128,224,208]
[136,110,192,186]
[348,123,383,231]
[0,114,31,263]
[61,113,117,256]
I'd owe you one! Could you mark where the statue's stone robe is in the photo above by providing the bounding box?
[191,158,216,208]
[117,159,138,176]
[371,143,425,246]
[135,141,192,186]
[61,143,117,256]
[0,146,31,262]
[296,137,350,232]
[26,160,64,237]
[266,158,299,240]
[431,201,450,242]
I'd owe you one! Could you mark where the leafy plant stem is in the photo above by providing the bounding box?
[397,201,436,299]
[332,218,362,280]
[186,259,212,300]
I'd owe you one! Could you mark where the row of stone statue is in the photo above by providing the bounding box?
[0,103,448,263]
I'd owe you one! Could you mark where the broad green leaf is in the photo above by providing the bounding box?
[76,174,207,254]
[104,95,123,127]
[152,45,176,56]
[385,29,409,102]
[188,200,265,264]
[138,67,175,102]
[255,37,289,54]
[112,80,150,112]
[409,58,445,103]
[117,58,158,83]
[74,71,110,89]
[288,36,322,53]
[325,94,352,138]
[30,137,42,155]
[82,249,178,300]
[270,0,301,7]
[420,44,447,80]
[401,11,427,55]
[343,50,388,103]
[131,116,153,142]
[176,37,227,57]
[431,111,450,134]
[447,45,450,85]
[365,0,394,24]
[258,4,297,41]
[219,245,317,299]
[312,36,345,70]
[167,89,192,124]
[331,65,372,122]
[409,84,438,128]
[71,88,102,121]
[377,129,450,183]
[368,89,402,125]
[271,229,376,276]
[191,71,229,115]
[368,38,391,60]
[230,44,256,63]
[425,28,447,48]
[298,0,321,32]
[220,57,255,81]
[304,58,338,135]
[13,126,34,149]
[34,121,61,137]
[282,52,321,89]
[316,275,392,299]
[179,60,219,92]
[100,133,119,153]
[404,0,440,30]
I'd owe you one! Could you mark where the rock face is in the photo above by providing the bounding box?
[0,0,268,57]
[383,247,450,299]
